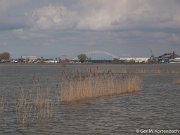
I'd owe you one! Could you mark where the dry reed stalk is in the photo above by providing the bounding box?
[153,69,161,74]
[121,77,141,93]
[135,68,161,74]
[174,79,180,84]
[32,76,53,120]
[60,70,141,102]
[170,70,180,74]
[135,69,146,74]
[16,85,33,126]
[34,87,53,120]
[118,68,127,74]
[16,84,53,126]
[0,96,5,112]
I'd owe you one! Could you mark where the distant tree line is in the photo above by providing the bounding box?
[0,52,10,61]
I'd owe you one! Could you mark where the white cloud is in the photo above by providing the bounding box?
[29,5,77,30]
[77,0,133,30]
[77,0,180,30]
[28,0,180,31]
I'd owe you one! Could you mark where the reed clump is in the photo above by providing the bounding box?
[16,83,53,126]
[16,85,33,126]
[60,69,141,102]
[35,87,53,120]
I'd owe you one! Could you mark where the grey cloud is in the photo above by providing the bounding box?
[0,0,30,31]
[0,0,27,13]
[27,0,180,31]
[0,17,28,31]
[77,0,180,30]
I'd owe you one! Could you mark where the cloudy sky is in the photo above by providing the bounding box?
[0,0,180,59]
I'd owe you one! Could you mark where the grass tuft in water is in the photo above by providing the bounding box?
[16,82,53,127]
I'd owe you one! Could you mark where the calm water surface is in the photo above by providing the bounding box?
[0,64,180,135]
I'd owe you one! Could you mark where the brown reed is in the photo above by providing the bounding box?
[0,96,5,112]
[16,85,33,126]
[134,68,161,74]
[16,83,53,126]
[60,69,141,102]
[174,79,180,84]
[34,86,53,120]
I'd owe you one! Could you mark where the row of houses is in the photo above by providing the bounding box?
[13,56,60,63]
[158,51,180,63]
[119,58,149,63]
[3,51,180,64]
[118,51,180,64]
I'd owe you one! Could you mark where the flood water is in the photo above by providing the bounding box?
[0,64,180,135]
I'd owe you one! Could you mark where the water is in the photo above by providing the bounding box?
[0,64,180,135]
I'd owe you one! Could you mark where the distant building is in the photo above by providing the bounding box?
[44,59,58,63]
[158,51,180,63]
[119,58,149,63]
[169,58,180,63]
[20,56,38,63]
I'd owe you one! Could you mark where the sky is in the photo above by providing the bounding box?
[0,0,180,59]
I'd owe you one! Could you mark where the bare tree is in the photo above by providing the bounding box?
[77,53,88,63]
[0,52,10,61]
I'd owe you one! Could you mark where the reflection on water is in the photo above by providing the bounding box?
[0,64,180,135]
